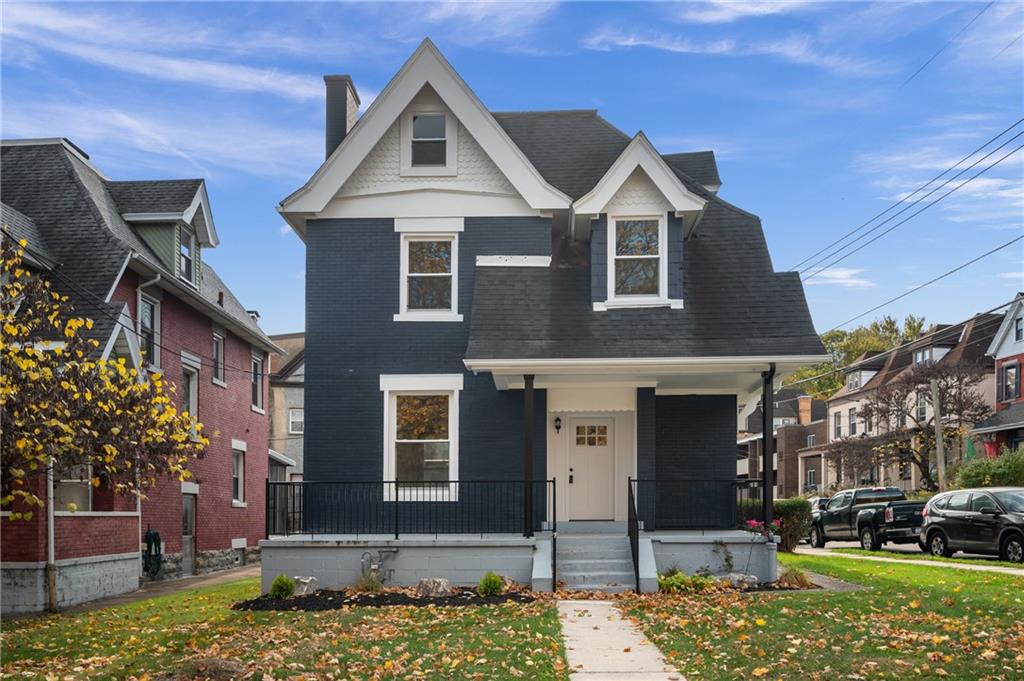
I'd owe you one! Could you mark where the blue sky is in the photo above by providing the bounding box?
[2,1,1022,336]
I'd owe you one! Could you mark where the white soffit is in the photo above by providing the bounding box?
[548,387,636,412]
[573,133,706,216]
[279,39,571,223]
[394,217,464,232]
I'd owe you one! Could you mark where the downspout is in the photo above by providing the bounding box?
[46,462,57,612]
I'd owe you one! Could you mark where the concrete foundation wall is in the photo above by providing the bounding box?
[2,552,140,615]
[260,537,536,593]
[649,533,778,583]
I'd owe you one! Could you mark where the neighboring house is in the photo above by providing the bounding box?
[267,40,826,592]
[973,293,1024,452]
[739,388,827,498]
[0,138,277,614]
[825,312,999,491]
[268,332,306,481]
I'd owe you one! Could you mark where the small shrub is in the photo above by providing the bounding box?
[777,566,815,590]
[477,571,503,597]
[356,570,383,593]
[774,497,812,552]
[269,574,295,599]
[956,447,1024,488]
[658,570,717,594]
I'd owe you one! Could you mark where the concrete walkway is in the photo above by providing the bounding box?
[557,600,682,680]
[59,564,261,614]
[796,547,1024,577]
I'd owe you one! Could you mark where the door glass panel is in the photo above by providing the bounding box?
[946,492,970,511]
[969,494,995,512]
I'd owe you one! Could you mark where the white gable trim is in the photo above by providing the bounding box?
[279,39,570,234]
[573,133,706,218]
[988,295,1024,357]
[122,181,218,247]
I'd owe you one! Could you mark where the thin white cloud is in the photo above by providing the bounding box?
[996,272,1024,282]
[678,0,814,24]
[279,224,293,237]
[584,29,735,55]
[1,101,322,180]
[2,4,323,101]
[384,1,559,51]
[804,267,876,288]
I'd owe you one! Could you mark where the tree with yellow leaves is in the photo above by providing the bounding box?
[1,234,207,518]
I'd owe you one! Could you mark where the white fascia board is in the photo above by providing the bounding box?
[464,355,830,373]
[380,373,464,392]
[122,184,218,248]
[394,217,464,232]
[269,449,298,467]
[987,297,1023,356]
[279,39,570,218]
[573,133,706,216]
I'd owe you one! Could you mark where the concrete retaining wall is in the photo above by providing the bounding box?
[648,532,778,583]
[260,536,536,593]
[2,552,140,615]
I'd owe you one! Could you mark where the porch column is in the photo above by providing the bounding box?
[523,374,535,537]
[761,364,775,526]
[797,454,805,495]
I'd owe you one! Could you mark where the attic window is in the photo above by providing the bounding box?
[606,215,668,305]
[847,372,861,390]
[179,226,195,283]
[412,115,446,166]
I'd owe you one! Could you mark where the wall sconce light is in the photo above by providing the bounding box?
[554,416,562,433]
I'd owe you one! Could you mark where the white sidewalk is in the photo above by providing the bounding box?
[557,600,683,680]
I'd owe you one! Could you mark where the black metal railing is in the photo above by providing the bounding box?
[627,476,640,591]
[628,478,765,531]
[267,479,556,539]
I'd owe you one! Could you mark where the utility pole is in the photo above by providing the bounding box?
[930,378,947,491]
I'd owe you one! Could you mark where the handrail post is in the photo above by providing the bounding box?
[394,480,400,539]
[551,479,557,589]
[523,374,535,538]
[265,478,271,539]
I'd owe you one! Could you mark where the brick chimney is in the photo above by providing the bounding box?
[798,395,813,425]
[324,75,360,159]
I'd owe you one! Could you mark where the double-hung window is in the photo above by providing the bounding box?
[232,449,245,503]
[848,408,857,436]
[139,295,159,367]
[401,110,457,176]
[396,233,461,321]
[251,353,264,412]
[834,411,842,439]
[610,217,666,301]
[381,374,462,501]
[179,226,195,283]
[288,408,304,434]
[915,392,927,422]
[212,332,225,386]
[411,114,446,167]
[181,351,200,438]
[806,434,816,447]
[999,363,1020,401]
[1016,317,1023,343]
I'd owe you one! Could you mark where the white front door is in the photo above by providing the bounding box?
[568,418,615,520]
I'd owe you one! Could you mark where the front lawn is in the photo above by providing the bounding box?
[621,554,1024,680]
[831,547,1023,569]
[1,577,568,679]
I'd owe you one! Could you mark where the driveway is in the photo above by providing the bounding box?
[813,539,995,560]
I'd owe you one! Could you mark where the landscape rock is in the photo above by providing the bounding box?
[720,572,759,588]
[415,577,451,598]
[294,576,318,596]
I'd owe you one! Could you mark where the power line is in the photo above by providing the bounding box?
[901,1,994,88]
[5,236,269,377]
[803,143,1023,282]
[788,117,1024,271]
[998,30,1024,56]
[828,235,1023,331]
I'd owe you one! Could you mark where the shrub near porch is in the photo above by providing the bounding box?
[1,578,569,679]
[621,554,1024,680]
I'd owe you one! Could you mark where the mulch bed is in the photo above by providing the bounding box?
[233,588,537,611]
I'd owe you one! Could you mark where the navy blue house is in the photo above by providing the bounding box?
[277,40,826,551]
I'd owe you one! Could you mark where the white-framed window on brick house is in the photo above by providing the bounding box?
[608,215,668,305]
[288,408,304,434]
[806,468,816,487]
[179,225,196,284]
[806,434,816,447]
[54,464,91,512]
[999,363,1020,402]
[181,351,200,438]
[834,411,842,439]
[400,110,458,176]
[212,331,226,387]
[395,233,461,322]
[250,352,264,412]
[139,294,160,367]
[380,374,462,501]
[232,449,245,504]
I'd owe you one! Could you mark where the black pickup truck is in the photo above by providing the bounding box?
[809,487,927,551]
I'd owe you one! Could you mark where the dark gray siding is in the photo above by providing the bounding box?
[635,393,737,529]
[590,212,683,304]
[303,216,551,489]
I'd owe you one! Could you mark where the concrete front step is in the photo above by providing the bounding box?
[559,558,634,571]
[555,534,636,592]
[557,549,633,560]
[560,571,635,588]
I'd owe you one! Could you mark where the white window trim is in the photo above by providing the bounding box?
[138,294,161,369]
[380,374,463,502]
[181,354,200,438]
[394,232,463,322]
[178,225,197,286]
[231,448,245,504]
[605,213,670,308]
[55,464,93,512]
[400,109,458,177]
[250,353,265,413]
[212,331,226,388]
[288,407,305,435]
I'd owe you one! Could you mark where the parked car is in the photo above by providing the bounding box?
[809,487,926,550]
[805,496,829,542]
[920,487,1024,563]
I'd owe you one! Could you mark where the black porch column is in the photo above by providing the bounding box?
[523,374,535,537]
[761,364,776,527]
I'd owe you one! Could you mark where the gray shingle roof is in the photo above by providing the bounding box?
[1,140,274,351]
[106,179,203,214]
[662,151,721,188]
[466,197,825,360]
[2,202,54,265]
[973,402,1024,433]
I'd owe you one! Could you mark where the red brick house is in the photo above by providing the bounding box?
[974,293,1024,453]
[1,138,278,613]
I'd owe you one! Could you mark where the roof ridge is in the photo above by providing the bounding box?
[491,108,599,115]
